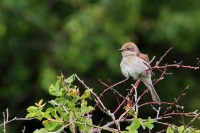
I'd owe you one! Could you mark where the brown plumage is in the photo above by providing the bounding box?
[119,42,161,103]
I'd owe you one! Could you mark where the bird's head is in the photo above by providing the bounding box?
[119,42,140,57]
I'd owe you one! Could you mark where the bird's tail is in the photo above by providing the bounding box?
[141,78,161,103]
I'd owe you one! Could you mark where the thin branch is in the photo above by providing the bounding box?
[155,47,173,66]
[98,78,131,100]
[113,80,139,114]
[0,117,38,127]
[163,86,189,116]
[151,64,199,70]
[21,126,26,133]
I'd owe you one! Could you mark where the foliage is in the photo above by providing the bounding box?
[26,74,93,132]
[24,73,200,133]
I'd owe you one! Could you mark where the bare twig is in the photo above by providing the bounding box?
[163,86,189,116]
[151,64,199,70]
[113,80,140,114]
[0,117,38,127]
[21,126,26,133]
[75,74,122,132]
[155,47,173,66]
[3,112,6,133]
[99,78,131,100]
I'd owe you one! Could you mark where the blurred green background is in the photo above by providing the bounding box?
[0,0,200,132]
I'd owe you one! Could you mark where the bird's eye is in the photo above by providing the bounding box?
[127,47,130,50]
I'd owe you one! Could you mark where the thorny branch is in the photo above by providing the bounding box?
[93,47,199,132]
[1,48,199,132]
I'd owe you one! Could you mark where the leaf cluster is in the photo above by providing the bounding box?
[26,74,93,133]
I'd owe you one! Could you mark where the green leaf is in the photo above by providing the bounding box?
[143,117,154,130]
[26,106,38,113]
[128,108,136,117]
[147,117,154,123]
[66,100,75,109]
[81,99,87,107]
[47,121,58,131]
[178,125,184,133]
[81,106,94,114]
[48,76,62,96]
[46,107,55,113]
[58,109,69,120]
[49,84,61,97]
[122,131,129,133]
[166,125,176,133]
[193,130,200,133]
[64,74,75,84]
[33,128,48,133]
[138,118,145,129]
[77,117,92,133]
[26,106,42,118]
[48,100,58,106]
[81,89,91,99]
[55,76,61,91]
[42,110,52,119]
[43,121,58,131]
[126,119,140,131]
[46,107,57,119]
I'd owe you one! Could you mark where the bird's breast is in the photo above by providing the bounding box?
[120,56,150,80]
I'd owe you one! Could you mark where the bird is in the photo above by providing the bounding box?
[119,42,161,103]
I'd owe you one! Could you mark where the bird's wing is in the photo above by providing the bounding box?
[138,53,149,62]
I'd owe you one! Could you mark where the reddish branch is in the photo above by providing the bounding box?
[163,111,199,117]
[155,47,173,66]
[79,47,199,132]
[113,80,140,114]
[93,78,130,109]
[99,78,131,99]
[163,86,189,116]
[139,101,171,107]
[151,64,199,70]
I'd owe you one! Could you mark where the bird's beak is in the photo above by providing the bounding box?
[119,48,123,52]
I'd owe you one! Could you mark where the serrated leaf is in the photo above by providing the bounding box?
[33,128,48,133]
[64,74,75,84]
[143,117,154,130]
[81,106,94,114]
[178,125,184,133]
[26,111,41,118]
[138,118,145,129]
[26,113,35,118]
[147,117,154,123]
[49,84,61,97]
[144,121,154,130]
[26,106,42,118]
[126,119,140,131]
[55,76,61,90]
[166,125,176,133]
[42,111,52,119]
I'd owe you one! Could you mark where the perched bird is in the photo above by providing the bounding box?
[119,42,161,103]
